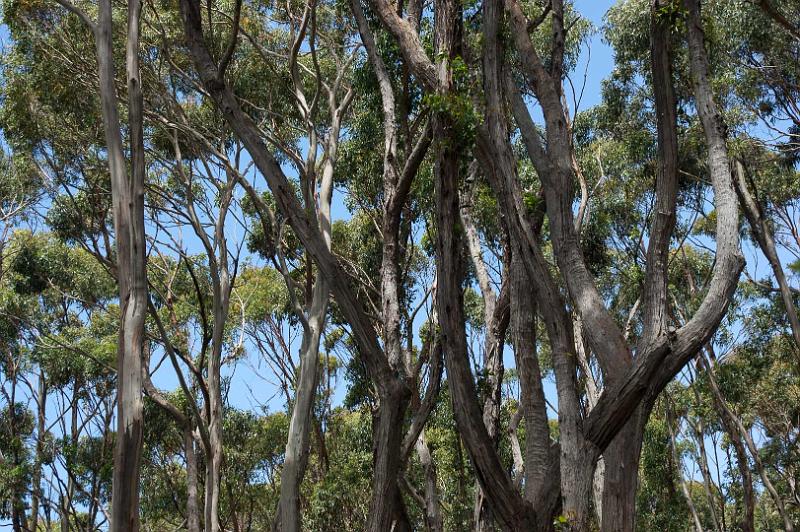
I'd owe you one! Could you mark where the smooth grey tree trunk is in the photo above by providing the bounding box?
[733,160,800,358]
[90,0,148,529]
[185,428,201,532]
[700,354,756,532]
[28,371,47,532]
[277,297,327,532]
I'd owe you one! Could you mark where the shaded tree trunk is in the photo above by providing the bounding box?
[185,428,201,532]
[510,253,551,502]
[600,412,646,532]
[368,382,412,530]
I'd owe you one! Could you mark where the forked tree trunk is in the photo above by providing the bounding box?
[177,4,413,528]
[277,79,341,529]
[366,0,742,529]
[92,0,148,529]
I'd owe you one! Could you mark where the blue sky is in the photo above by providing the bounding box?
[573,0,617,108]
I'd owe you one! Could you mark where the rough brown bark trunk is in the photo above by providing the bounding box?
[600,411,647,532]
[351,1,438,528]
[510,253,551,502]
[368,383,412,531]
[435,144,534,530]
[431,0,538,528]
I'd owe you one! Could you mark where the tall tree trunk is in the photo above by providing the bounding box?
[432,0,537,528]
[600,411,645,532]
[699,354,755,532]
[65,385,79,530]
[733,159,800,357]
[350,1,435,528]
[92,0,148,529]
[574,318,605,527]
[28,371,47,532]
[510,252,551,502]
[9,365,23,532]
[59,494,68,532]
[597,5,676,527]
[185,428,201,532]
[276,75,341,529]
[367,382,412,531]
[277,279,328,532]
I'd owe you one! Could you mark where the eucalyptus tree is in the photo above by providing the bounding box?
[11,0,153,527]
[3,0,800,529]
[222,4,357,527]
[175,0,443,528]
[0,230,118,531]
[358,0,745,529]
[143,148,247,532]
